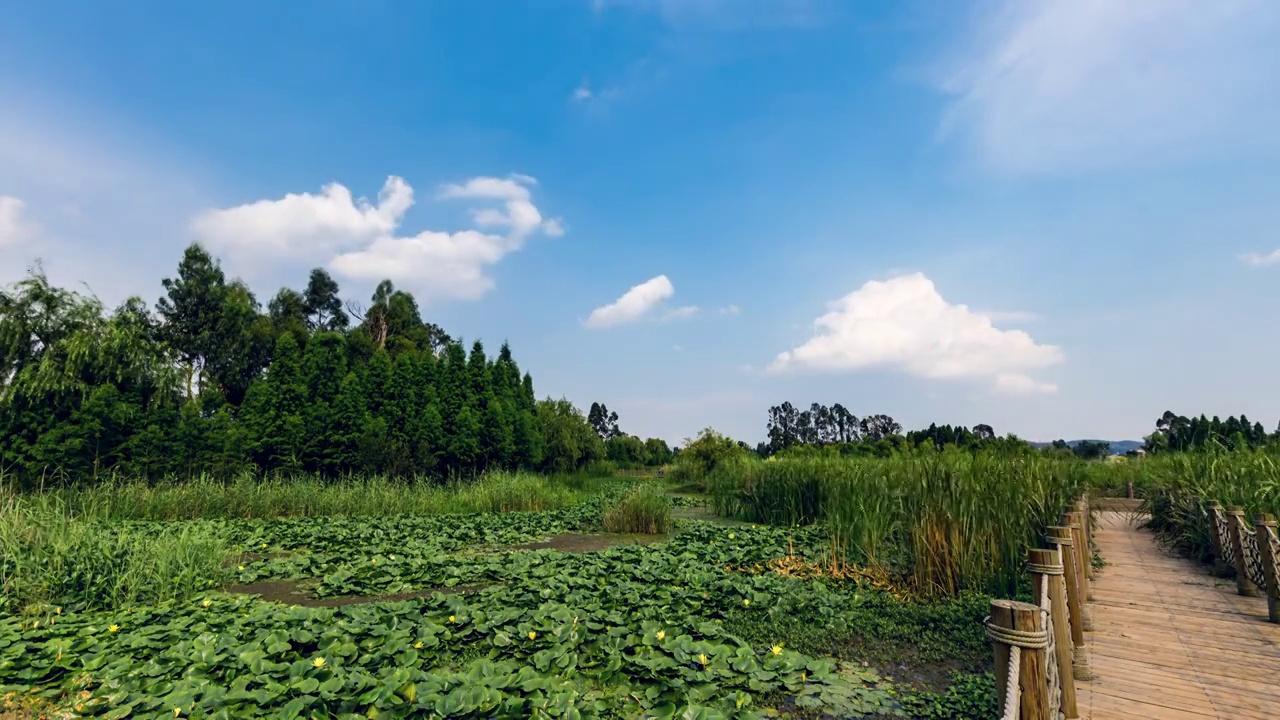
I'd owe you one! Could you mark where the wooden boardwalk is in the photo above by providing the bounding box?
[1075,511,1280,719]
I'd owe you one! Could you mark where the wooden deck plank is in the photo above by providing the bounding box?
[1076,511,1280,720]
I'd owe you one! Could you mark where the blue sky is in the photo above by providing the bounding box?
[3,0,1280,445]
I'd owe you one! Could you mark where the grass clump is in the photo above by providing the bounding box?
[459,470,580,513]
[601,485,672,534]
[0,494,231,613]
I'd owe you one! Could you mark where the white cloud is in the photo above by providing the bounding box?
[1241,249,1280,267]
[191,173,561,302]
[584,274,676,329]
[994,372,1058,395]
[0,196,33,246]
[980,309,1038,323]
[192,177,412,264]
[768,273,1062,393]
[664,305,700,321]
[940,0,1280,175]
[719,304,741,315]
[573,84,593,101]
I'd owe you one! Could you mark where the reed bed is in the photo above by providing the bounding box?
[602,484,673,534]
[707,450,1087,595]
[1136,450,1280,561]
[4,470,603,521]
[0,494,231,613]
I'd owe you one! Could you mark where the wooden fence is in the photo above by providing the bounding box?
[1204,500,1280,623]
[986,497,1095,720]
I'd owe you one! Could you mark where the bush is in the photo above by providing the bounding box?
[602,485,672,534]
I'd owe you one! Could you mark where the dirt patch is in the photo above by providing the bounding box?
[224,579,490,608]
[506,533,668,553]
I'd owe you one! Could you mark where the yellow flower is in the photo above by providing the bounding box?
[312,657,326,668]
[173,708,182,717]
[413,641,423,649]
[107,624,119,633]
[742,599,750,607]
[449,615,456,623]
[528,631,537,641]
[389,555,396,560]
[702,593,709,600]
[260,543,267,549]
[801,672,807,683]
[370,558,377,564]
[201,600,212,608]
[54,607,61,615]
[238,565,245,571]
[698,653,708,666]
[656,631,666,641]
[728,533,735,539]
[771,644,783,656]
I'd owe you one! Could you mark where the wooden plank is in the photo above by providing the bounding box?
[1074,511,1280,720]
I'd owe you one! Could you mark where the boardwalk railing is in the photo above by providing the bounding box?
[986,497,1095,720]
[1204,501,1280,623]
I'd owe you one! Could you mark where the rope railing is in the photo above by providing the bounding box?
[1205,502,1280,623]
[987,497,1090,720]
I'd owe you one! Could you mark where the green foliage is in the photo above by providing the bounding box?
[11,471,600,522]
[1136,450,1280,561]
[536,397,604,473]
[899,673,998,720]
[670,428,750,488]
[0,251,552,484]
[0,495,230,613]
[709,451,1087,595]
[601,485,673,534]
[0,497,974,718]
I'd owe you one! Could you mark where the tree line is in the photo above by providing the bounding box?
[0,244,669,485]
[1142,411,1279,453]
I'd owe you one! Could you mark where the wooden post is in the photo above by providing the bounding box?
[988,599,1050,720]
[1048,526,1092,680]
[1226,506,1260,597]
[1255,514,1279,623]
[1028,548,1078,719]
[1206,500,1230,577]
[1064,512,1093,604]
[1077,499,1095,581]
[1126,480,1133,499]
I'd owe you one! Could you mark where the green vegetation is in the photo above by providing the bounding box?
[601,485,672,534]
[0,251,671,487]
[704,451,1086,596]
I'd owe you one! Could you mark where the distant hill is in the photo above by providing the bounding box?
[1029,439,1144,455]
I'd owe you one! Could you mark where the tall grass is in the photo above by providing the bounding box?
[7,470,605,521]
[602,484,673,534]
[708,450,1087,595]
[1134,450,1280,561]
[0,494,231,613]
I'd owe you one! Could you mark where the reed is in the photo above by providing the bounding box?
[602,484,673,534]
[708,449,1087,595]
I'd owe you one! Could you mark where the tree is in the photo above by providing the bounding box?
[303,268,348,331]
[157,244,228,397]
[588,402,621,440]
[538,397,602,472]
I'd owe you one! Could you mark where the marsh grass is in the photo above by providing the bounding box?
[708,450,1086,595]
[0,494,231,613]
[1136,450,1280,560]
[602,484,672,534]
[5,470,604,521]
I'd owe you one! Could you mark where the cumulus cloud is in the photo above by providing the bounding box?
[719,304,741,315]
[191,173,562,302]
[768,273,1062,394]
[0,196,34,246]
[584,275,676,329]
[1241,249,1280,267]
[940,0,1280,175]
